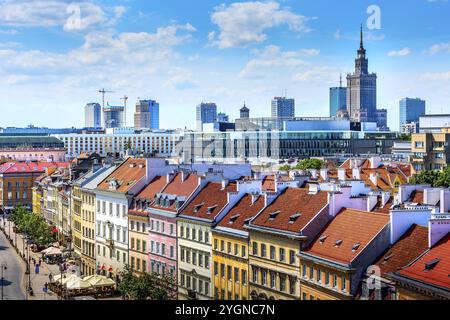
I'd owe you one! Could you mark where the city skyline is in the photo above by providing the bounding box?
[1,0,450,131]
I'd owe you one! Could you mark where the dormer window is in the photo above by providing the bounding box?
[244,218,252,225]
[319,235,328,244]
[207,205,218,214]
[289,213,301,224]
[352,243,361,252]
[269,210,280,220]
[335,240,343,247]
[424,258,440,271]
[194,203,204,213]
[228,214,240,224]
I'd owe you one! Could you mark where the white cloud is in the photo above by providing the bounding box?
[208,1,312,49]
[387,48,411,57]
[334,29,341,40]
[292,66,338,82]
[0,0,125,32]
[424,42,450,55]
[419,71,450,81]
[0,28,18,34]
[164,67,198,90]
[239,45,318,78]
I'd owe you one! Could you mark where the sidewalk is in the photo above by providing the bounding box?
[0,218,60,300]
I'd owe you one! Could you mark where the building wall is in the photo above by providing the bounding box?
[177,219,213,300]
[212,231,249,300]
[248,231,301,300]
[411,132,450,173]
[0,173,39,211]
[71,185,83,261]
[129,214,149,274]
[0,149,66,162]
[80,189,96,276]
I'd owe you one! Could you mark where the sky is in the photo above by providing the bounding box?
[0,0,449,131]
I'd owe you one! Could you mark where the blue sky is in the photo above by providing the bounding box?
[0,0,449,131]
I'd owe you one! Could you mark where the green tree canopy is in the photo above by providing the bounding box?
[294,158,324,170]
[409,167,450,188]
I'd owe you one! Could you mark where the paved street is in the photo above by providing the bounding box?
[0,225,26,300]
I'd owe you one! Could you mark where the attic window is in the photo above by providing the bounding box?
[352,243,361,252]
[207,205,218,214]
[383,253,394,262]
[269,210,280,220]
[194,203,204,212]
[228,214,240,224]
[244,218,252,225]
[129,163,136,168]
[424,258,440,271]
[335,240,343,247]
[289,213,301,224]
[138,164,145,168]
[319,235,328,244]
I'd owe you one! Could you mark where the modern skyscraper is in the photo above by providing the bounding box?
[84,103,101,128]
[347,26,377,123]
[103,105,125,129]
[217,112,229,123]
[375,109,388,130]
[134,99,160,130]
[329,74,347,117]
[399,98,426,130]
[196,102,217,131]
[271,97,295,118]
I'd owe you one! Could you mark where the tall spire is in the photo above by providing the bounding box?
[360,24,364,49]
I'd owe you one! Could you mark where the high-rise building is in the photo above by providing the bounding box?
[240,104,250,119]
[85,103,101,128]
[399,98,426,130]
[375,109,389,130]
[271,97,295,119]
[347,26,377,123]
[103,105,125,129]
[329,75,347,117]
[217,112,229,123]
[134,100,160,130]
[196,102,217,131]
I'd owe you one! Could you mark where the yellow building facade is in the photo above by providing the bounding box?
[411,131,450,173]
[212,231,249,300]
[80,188,97,276]
[71,185,83,262]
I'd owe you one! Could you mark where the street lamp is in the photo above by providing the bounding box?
[1,263,7,301]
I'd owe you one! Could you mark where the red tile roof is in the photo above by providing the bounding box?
[180,182,236,221]
[251,188,328,233]
[373,224,429,275]
[373,198,394,214]
[97,158,146,193]
[304,208,390,264]
[340,159,371,169]
[0,161,70,174]
[396,233,450,290]
[217,194,265,232]
[135,176,167,200]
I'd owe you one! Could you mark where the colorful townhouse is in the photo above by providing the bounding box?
[128,175,167,275]
[247,187,330,300]
[212,192,265,300]
[147,171,201,280]
[299,208,390,300]
[71,165,116,276]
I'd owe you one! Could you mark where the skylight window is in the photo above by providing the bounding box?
[352,243,361,252]
[269,210,280,220]
[289,213,301,224]
[335,240,343,247]
[194,202,204,212]
[424,258,440,271]
[207,205,218,214]
[319,235,328,243]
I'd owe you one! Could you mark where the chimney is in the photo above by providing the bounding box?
[381,191,391,207]
[221,179,229,190]
[310,169,318,180]
[308,183,319,195]
[352,168,361,180]
[320,168,328,181]
[367,194,378,212]
[440,189,450,214]
[429,216,450,248]
[338,168,346,181]
[369,156,381,169]
[370,172,378,187]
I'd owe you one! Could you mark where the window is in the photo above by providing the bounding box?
[252,267,258,283]
[186,227,190,239]
[302,293,307,300]
[136,222,140,232]
[198,280,203,294]
[289,250,296,264]
[242,270,247,285]
[289,277,296,295]
[180,248,185,262]
[325,272,330,286]
[161,243,165,256]
[309,266,314,280]
[333,274,338,288]
[142,260,147,272]
[279,275,286,292]
[205,232,209,244]
[234,267,239,283]
[241,245,246,258]
[214,262,218,276]
[221,240,225,252]
[341,276,346,291]
[180,226,184,238]
[142,241,147,253]
[270,246,275,260]
[214,239,218,250]
[123,253,126,262]
[180,274,185,287]
[261,270,267,286]
[192,228,196,240]
[317,269,322,283]
[116,204,120,217]
[252,242,258,255]
[205,255,209,269]
[131,238,135,250]
[198,253,203,267]
[170,224,174,235]
[234,244,238,255]
[279,248,285,262]
[227,242,232,254]
[302,264,307,278]
[220,264,225,278]
[204,283,209,296]
[170,246,174,258]
[192,251,197,265]
[130,221,135,231]
[261,244,266,257]
[227,266,232,281]
[270,272,276,288]
[198,229,203,242]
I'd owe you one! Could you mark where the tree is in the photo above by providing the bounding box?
[10,206,54,247]
[278,165,292,171]
[295,158,324,170]
[409,167,450,188]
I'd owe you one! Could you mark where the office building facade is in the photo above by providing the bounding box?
[196,103,218,131]
[271,97,295,119]
[330,87,347,117]
[85,103,102,129]
[399,98,426,131]
[103,106,125,129]
[134,100,160,130]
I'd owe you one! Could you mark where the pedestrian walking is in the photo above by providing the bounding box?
[38,258,42,267]
[49,274,53,282]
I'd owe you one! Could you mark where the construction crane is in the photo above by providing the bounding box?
[120,95,129,127]
[98,88,115,108]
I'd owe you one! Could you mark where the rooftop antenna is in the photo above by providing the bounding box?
[339,73,343,87]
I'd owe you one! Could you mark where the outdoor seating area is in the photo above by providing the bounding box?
[48,273,117,299]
